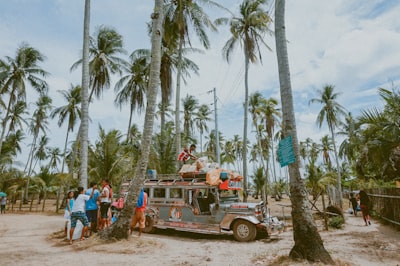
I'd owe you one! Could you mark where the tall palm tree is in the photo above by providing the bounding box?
[310,84,347,207]
[260,97,281,183]
[71,25,127,102]
[80,0,91,188]
[275,0,333,262]
[320,135,333,170]
[50,85,82,173]
[5,101,28,137]
[25,94,52,201]
[99,0,164,240]
[164,0,220,164]
[182,94,199,146]
[194,103,212,153]
[114,49,150,141]
[0,43,49,155]
[216,0,272,201]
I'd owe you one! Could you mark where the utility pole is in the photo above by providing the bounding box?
[213,88,220,165]
[208,88,220,165]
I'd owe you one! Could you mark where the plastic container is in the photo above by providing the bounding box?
[147,169,157,179]
[220,172,229,181]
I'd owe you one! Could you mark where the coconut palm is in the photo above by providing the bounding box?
[216,0,272,201]
[99,0,164,240]
[71,25,127,102]
[0,43,49,155]
[275,0,333,262]
[5,101,28,137]
[260,97,281,183]
[50,85,82,173]
[88,127,127,185]
[163,0,220,163]
[24,94,52,201]
[194,104,212,153]
[114,49,150,142]
[77,0,91,189]
[182,94,199,146]
[310,84,347,207]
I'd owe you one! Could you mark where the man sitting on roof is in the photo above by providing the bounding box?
[177,144,197,168]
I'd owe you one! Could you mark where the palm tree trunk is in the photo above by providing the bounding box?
[330,125,343,207]
[174,37,184,168]
[61,130,70,173]
[79,0,91,189]
[275,0,333,263]
[126,103,134,142]
[99,0,163,240]
[242,49,250,203]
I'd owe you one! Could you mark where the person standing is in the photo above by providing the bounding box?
[99,179,112,230]
[357,189,371,226]
[130,188,147,237]
[0,196,7,214]
[85,181,100,236]
[63,191,74,236]
[349,192,358,217]
[69,185,96,244]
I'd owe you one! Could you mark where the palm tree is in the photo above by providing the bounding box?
[0,43,49,155]
[50,85,82,173]
[216,0,272,201]
[260,97,281,183]
[275,0,333,262]
[182,94,199,146]
[114,49,150,142]
[194,104,212,153]
[71,25,127,102]
[164,0,220,164]
[25,94,52,201]
[310,84,347,207]
[88,127,126,185]
[320,135,333,170]
[5,101,28,137]
[80,0,90,188]
[99,0,164,240]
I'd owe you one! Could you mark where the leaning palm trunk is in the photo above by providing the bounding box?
[275,0,333,263]
[99,0,163,240]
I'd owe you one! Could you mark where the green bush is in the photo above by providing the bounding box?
[329,216,344,229]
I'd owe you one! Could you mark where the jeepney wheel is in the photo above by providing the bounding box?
[143,215,156,233]
[233,220,257,242]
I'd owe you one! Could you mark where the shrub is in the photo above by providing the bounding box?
[329,216,344,229]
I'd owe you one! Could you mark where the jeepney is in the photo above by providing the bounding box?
[136,174,285,242]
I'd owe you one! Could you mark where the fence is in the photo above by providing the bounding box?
[367,188,400,228]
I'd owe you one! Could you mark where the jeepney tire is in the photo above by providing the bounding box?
[143,215,156,234]
[232,220,257,242]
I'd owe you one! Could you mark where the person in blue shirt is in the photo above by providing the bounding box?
[85,181,100,236]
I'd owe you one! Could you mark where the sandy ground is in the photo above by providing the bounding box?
[0,200,400,266]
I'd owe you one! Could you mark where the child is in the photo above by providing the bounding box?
[64,191,74,236]
[349,192,358,216]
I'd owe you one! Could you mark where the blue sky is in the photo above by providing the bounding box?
[1,0,400,172]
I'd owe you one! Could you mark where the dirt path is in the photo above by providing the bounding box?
[0,212,399,266]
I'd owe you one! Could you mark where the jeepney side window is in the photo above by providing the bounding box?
[144,188,150,197]
[154,188,165,198]
[169,188,182,198]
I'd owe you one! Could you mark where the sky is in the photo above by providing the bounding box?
[1,0,400,173]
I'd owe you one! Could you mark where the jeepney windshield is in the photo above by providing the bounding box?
[219,189,240,203]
